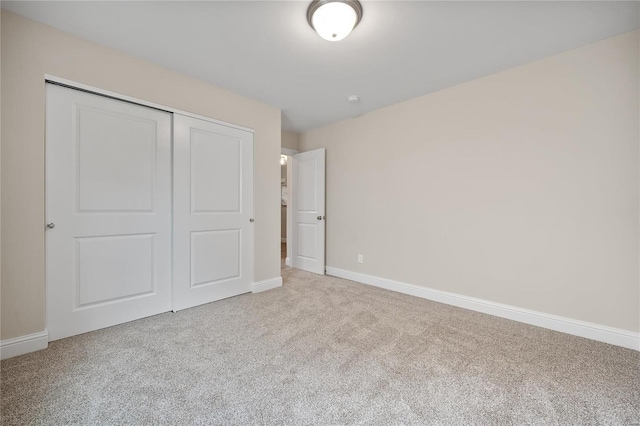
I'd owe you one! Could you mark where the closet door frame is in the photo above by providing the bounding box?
[45,75,256,323]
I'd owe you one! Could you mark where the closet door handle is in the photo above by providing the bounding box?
[249,218,254,223]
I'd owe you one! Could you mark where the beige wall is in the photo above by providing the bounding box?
[281,130,299,151]
[300,30,640,332]
[0,11,281,340]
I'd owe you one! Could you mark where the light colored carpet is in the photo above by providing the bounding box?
[2,267,639,425]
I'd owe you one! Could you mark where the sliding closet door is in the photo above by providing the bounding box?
[46,84,172,341]
[173,115,254,311]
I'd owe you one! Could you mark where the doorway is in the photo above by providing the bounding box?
[281,148,297,269]
[280,147,326,275]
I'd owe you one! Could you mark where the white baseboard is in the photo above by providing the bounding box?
[253,276,283,293]
[0,330,49,360]
[326,267,639,351]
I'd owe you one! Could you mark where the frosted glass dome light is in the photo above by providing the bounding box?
[307,0,363,42]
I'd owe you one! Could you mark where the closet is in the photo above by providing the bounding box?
[45,83,254,341]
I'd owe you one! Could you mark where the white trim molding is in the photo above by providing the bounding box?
[326,267,639,351]
[253,276,283,293]
[0,330,49,360]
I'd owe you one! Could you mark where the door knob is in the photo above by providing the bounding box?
[317,216,325,220]
[46,223,55,229]
[249,218,254,223]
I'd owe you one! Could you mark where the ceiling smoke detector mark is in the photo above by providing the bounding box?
[347,95,359,103]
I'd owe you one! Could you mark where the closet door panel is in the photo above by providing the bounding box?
[173,115,254,311]
[46,84,172,341]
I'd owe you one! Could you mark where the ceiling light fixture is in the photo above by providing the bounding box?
[307,0,363,42]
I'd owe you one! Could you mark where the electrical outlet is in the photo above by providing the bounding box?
[357,254,363,263]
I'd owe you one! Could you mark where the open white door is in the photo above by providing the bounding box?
[172,114,254,311]
[291,149,325,275]
[46,84,172,341]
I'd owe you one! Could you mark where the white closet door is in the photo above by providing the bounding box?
[292,149,326,275]
[172,115,254,311]
[46,84,172,341]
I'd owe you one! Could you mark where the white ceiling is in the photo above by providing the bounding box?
[3,1,639,132]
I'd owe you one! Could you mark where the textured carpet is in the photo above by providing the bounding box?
[1,267,639,425]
